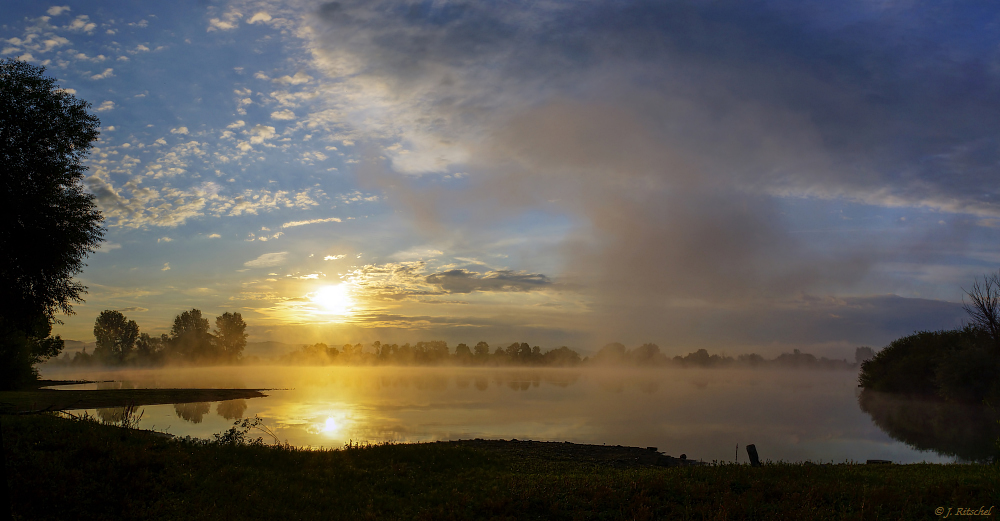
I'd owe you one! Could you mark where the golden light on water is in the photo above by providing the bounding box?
[312,284,354,315]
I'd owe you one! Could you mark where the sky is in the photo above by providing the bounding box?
[4,0,1000,358]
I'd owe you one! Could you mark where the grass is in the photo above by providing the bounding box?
[2,413,998,520]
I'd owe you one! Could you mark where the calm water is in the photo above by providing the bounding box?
[41,365,955,463]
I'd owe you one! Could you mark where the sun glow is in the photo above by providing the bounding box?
[312,284,354,315]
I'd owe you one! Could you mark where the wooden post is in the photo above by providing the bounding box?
[746,444,761,467]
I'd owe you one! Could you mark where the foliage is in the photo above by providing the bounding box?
[93,310,139,363]
[214,312,248,362]
[0,316,63,389]
[4,413,998,520]
[169,308,215,360]
[0,59,104,388]
[212,415,281,446]
[858,326,1000,402]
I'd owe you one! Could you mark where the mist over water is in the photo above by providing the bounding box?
[43,365,953,463]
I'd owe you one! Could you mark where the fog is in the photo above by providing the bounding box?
[42,365,956,463]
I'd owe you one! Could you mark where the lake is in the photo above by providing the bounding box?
[40,365,960,463]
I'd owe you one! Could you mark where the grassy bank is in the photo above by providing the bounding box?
[3,414,997,520]
[0,382,266,413]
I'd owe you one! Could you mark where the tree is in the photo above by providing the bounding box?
[0,59,103,388]
[93,310,139,363]
[214,312,248,362]
[169,309,214,360]
[962,271,1000,353]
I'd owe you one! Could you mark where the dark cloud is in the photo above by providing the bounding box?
[425,269,551,294]
[311,0,1000,345]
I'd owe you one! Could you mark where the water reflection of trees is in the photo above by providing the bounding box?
[858,390,1000,462]
[174,402,211,423]
[216,399,247,420]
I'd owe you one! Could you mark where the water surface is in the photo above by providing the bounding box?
[42,365,954,463]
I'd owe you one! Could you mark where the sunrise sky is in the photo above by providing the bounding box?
[4,0,999,357]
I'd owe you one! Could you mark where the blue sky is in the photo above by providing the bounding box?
[4,0,1000,357]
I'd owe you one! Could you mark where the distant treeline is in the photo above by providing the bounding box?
[49,308,247,366]
[274,340,863,370]
[47,308,864,370]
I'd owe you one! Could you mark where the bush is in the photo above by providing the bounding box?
[859,326,1000,402]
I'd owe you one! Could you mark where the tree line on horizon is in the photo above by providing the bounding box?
[271,339,866,369]
[50,307,870,369]
[57,308,248,366]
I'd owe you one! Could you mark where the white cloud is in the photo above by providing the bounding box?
[157,237,173,243]
[208,10,242,31]
[170,127,189,135]
[67,15,96,33]
[161,263,170,271]
[271,109,296,120]
[95,100,115,112]
[96,242,121,253]
[209,19,238,30]
[47,6,70,16]
[324,254,346,260]
[282,216,342,228]
[273,71,312,85]
[248,12,272,24]
[90,68,114,80]
[208,233,221,238]
[244,252,288,268]
[226,120,245,129]
[249,125,276,144]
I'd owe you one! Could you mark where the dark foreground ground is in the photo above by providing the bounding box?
[2,413,998,520]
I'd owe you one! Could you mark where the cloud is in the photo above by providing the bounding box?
[248,12,273,24]
[270,109,296,120]
[95,100,115,112]
[248,125,276,144]
[426,269,552,294]
[161,263,170,271]
[282,216,341,228]
[244,252,289,268]
[47,6,70,16]
[208,10,242,31]
[324,254,346,260]
[273,71,312,85]
[89,68,113,80]
[226,120,245,129]
[170,127,189,135]
[157,237,173,243]
[117,306,149,312]
[96,242,121,253]
[67,15,96,33]
[208,233,221,238]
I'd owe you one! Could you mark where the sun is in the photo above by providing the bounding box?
[312,284,354,315]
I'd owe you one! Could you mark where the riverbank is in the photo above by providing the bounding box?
[0,380,267,413]
[2,413,996,520]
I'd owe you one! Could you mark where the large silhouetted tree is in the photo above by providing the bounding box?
[214,312,248,362]
[93,310,139,363]
[0,59,103,388]
[169,309,214,360]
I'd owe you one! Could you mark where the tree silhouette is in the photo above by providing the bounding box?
[169,309,214,360]
[0,59,103,388]
[962,271,1000,352]
[93,310,139,363]
[214,312,248,362]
